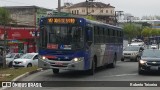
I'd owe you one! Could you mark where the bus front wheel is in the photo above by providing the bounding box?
[52,69,59,74]
[110,55,117,68]
[88,60,96,75]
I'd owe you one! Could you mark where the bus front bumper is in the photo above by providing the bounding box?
[38,59,85,70]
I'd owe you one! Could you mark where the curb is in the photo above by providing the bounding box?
[12,68,42,81]
[0,68,42,90]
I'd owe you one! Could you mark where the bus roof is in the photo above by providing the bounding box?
[85,18,122,30]
[41,16,122,30]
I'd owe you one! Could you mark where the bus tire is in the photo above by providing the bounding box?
[52,69,59,74]
[121,58,124,61]
[110,55,117,68]
[88,60,95,75]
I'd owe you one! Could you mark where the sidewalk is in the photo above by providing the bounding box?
[0,68,42,90]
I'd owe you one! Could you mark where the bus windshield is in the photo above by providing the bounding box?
[40,25,84,50]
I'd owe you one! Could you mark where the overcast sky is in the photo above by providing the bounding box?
[0,0,160,18]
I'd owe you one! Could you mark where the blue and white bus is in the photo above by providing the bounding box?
[38,16,123,75]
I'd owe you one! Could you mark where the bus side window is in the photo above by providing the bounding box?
[86,27,93,45]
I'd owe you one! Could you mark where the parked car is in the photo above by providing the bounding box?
[121,46,144,62]
[138,49,160,74]
[129,42,145,47]
[12,53,38,68]
[6,53,23,67]
[150,44,157,49]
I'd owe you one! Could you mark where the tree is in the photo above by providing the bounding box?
[123,23,138,43]
[141,27,152,45]
[0,8,11,24]
[150,28,159,36]
[136,25,143,38]
[141,27,151,37]
[0,7,11,68]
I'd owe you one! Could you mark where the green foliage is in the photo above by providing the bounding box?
[136,25,143,36]
[157,29,160,35]
[0,7,11,25]
[141,28,160,37]
[85,15,96,20]
[123,23,140,42]
[141,27,151,37]
[150,28,159,36]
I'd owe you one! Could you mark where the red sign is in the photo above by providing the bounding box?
[47,44,58,49]
[0,27,39,40]
[44,55,57,59]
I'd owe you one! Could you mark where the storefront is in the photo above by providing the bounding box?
[0,26,39,53]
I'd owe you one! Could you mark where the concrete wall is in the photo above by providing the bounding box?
[8,8,35,26]
[6,6,51,27]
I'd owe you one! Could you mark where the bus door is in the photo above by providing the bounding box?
[99,27,106,66]
[85,25,93,69]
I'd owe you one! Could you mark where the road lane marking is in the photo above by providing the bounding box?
[103,73,138,78]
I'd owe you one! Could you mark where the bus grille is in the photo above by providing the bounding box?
[51,65,67,67]
[147,61,160,66]
[48,58,72,61]
[50,62,68,67]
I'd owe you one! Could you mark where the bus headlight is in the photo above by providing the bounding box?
[42,56,46,60]
[39,56,46,60]
[73,57,84,62]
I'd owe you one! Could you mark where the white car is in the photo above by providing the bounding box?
[130,42,144,47]
[13,53,38,67]
[6,53,23,67]
[150,44,157,49]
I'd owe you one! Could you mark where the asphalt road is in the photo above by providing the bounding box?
[6,60,160,90]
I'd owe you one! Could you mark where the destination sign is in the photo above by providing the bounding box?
[47,18,76,24]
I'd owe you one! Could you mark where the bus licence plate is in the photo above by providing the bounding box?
[55,62,63,65]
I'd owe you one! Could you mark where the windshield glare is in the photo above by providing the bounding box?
[142,50,160,57]
[20,54,34,59]
[40,25,84,50]
[6,53,15,58]
[124,47,139,51]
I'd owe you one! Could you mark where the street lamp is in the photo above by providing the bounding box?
[114,11,124,25]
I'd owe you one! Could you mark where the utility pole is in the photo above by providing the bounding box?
[3,24,7,68]
[58,0,61,15]
[86,0,94,15]
[86,0,89,15]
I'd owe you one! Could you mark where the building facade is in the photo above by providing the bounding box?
[61,2,115,24]
[0,6,51,53]
[4,6,52,27]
